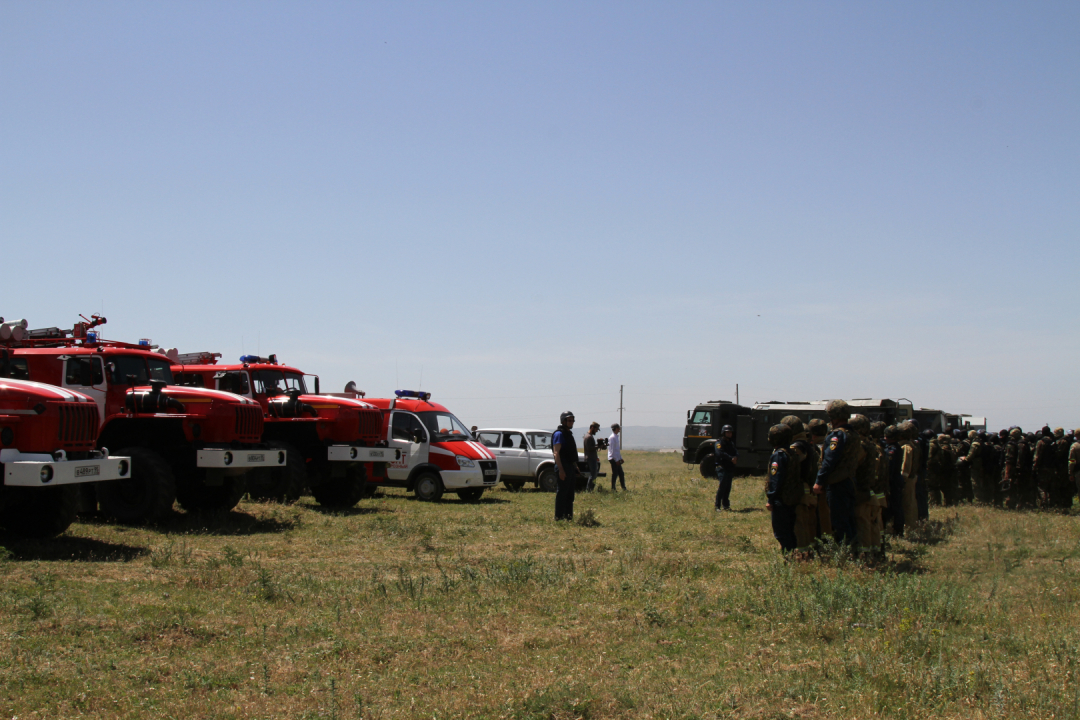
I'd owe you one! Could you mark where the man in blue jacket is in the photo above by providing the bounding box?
[553,411,579,521]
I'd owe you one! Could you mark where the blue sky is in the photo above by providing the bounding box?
[3,2,1077,432]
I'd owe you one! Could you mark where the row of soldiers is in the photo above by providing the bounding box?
[762,400,1080,558]
[926,425,1080,509]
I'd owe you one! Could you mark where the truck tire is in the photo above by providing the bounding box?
[98,447,177,523]
[456,488,484,503]
[537,467,558,493]
[311,466,366,509]
[413,472,443,502]
[175,475,246,513]
[0,484,80,538]
[250,443,305,504]
[699,454,717,479]
[503,479,525,492]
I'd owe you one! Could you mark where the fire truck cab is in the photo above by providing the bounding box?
[0,370,131,537]
[172,354,397,508]
[356,391,499,502]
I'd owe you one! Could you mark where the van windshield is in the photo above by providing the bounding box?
[251,370,307,396]
[416,412,473,442]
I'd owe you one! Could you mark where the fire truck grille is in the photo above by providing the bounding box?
[57,402,98,446]
[234,405,262,438]
[357,409,382,443]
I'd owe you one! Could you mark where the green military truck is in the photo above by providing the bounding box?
[684,398,915,477]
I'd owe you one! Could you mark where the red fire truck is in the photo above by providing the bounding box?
[346,390,499,502]
[170,354,397,508]
[0,366,132,537]
[2,317,285,522]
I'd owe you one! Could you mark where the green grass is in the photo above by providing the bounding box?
[2,451,1080,718]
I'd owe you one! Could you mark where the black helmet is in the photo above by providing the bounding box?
[721,424,734,434]
[560,411,575,424]
[908,419,921,431]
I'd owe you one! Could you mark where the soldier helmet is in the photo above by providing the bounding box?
[807,418,828,437]
[559,411,575,424]
[897,420,915,439]
[825,399,851,421]
[1042,425,1053,438]
[780,415,804,435]
[721,424,734,434]
[999,428,1009,438]
[1055,427,1065,439]
[952,429,963,439]
[870,420,886,439]
[908,419,921,431]
[849,414,870,434]
[921,429,935,440]
[1009,428,1022,440]
[884,425,899,440]
[768,423,793,449]
[968,430,978,440]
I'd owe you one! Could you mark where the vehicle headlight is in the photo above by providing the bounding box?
[40,465,53,483]
[456,456,475,468]
[223,452,233,466]
[118,460,130,476]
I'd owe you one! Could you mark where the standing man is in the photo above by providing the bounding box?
[1070,431,1080,500]
[714,424,738,511]
[765,424,801,553]
[900,422,922,531]
[552,412,578,521]
[883,425,905,536]
[608,423,626,491]
[583,422,601,492]
[813,400,863,547]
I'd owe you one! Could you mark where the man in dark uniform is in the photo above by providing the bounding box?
[807,419,832,538]
[1054,428,1073,508]
[781,415,817,554]
[915,424,931,520]
[1033,426,1057,508]
[813,400,863,547]
[765,424,801,553]
[552,412,579,521]
[714,424,738,511]
[883,425,905,536]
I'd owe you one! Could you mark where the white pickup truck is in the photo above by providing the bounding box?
[474,428,603,492]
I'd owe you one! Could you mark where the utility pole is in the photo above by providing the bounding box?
[619,385,624,441]
[736,383,739,406]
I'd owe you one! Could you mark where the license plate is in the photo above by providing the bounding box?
[483,469,497,476]
[247,454,265,463]
[74,465,100,478]
[369,450,385,458]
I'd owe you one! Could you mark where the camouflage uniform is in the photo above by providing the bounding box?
[965,430,990,504]
[882,425,905,535]
[899,422,921,530]
[782,416,818,554]
[1033,428,1059,508]
[807,418,832,539]
[814,401,864,547]
[953,431,973,502]
[926,434,955,506]
[1070,436,1080,499]
[1003,428,1034,509]
[1054,429,1073,508]
[850,415,882,556]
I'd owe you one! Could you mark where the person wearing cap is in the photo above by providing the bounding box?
[608,423,625,491]
[583,422,601,491]
[714,424,738,511]
[552,412,579,520]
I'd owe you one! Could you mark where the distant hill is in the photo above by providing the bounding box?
[620,426,684,450]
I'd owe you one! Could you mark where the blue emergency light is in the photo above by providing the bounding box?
[395,390,431,401]
[138,338,151,347]
[86,331,98,343]
[240,355,260,364]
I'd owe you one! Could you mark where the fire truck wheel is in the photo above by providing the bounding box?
[456,488,484,503]
[0,484,80,538]
[503,480,525,492]
[251,444,306,504]
[413,472,444,502]
[537,468,558,493]
[98,447,177,523]
[175,475,246,513]
[699,454,717,479]
[311,468,366,509]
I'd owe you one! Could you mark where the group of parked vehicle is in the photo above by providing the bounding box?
[0,314,596,538]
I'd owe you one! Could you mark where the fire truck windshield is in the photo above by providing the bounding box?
[106,355,176,386]
[251,370,307,397]
[416,412,473,441]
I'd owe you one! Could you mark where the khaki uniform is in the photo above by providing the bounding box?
[901,440,920,530]
[853,434,883,554]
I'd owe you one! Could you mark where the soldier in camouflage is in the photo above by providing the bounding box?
[807,418,832,540]
[1070,431,1080,499]
[961,430,988,504]
[850,415,882,559]
[1053,428,1073,509]
[882,425,905,536]
[813,400,863,547]
[1033,426,1058,508]
[781,415,818,556]
[899,421,922,532]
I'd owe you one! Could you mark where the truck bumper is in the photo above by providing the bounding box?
[2,449,132,488]
[196,447,287,469]
[440,463,499,490]
[327,445,401,463]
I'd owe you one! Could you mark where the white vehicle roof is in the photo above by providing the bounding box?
[752,398,911,411]
[474,428,552,434]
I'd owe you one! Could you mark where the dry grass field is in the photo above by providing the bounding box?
[3,451,1080,719]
